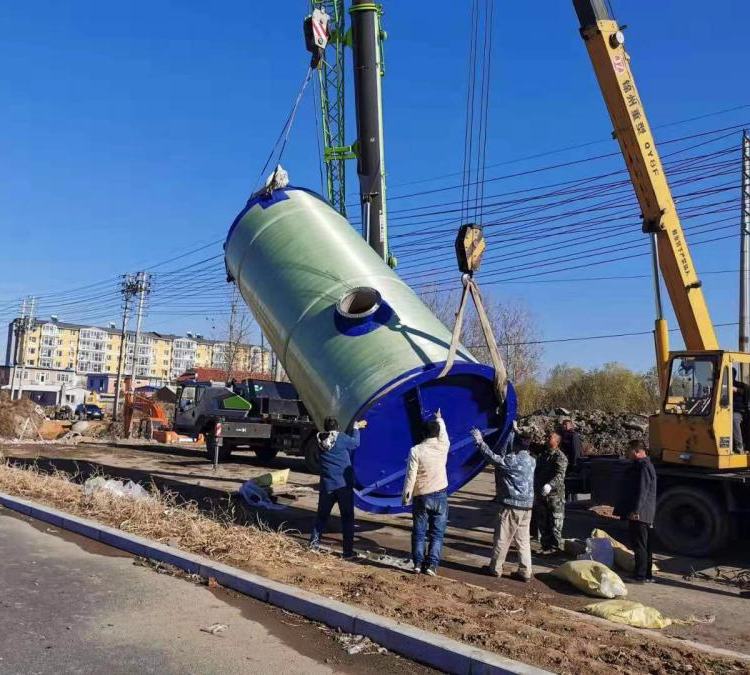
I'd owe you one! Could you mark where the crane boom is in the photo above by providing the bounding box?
[573,0,718,352]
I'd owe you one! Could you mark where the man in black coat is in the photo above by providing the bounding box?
[614,439,658,583]
[560,419,582,474]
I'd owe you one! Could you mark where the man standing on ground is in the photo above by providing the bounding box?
[472,424,536,582]
[560,419,582,475]
[402,410,450,576]
[614,439,657,583]
[532,432,568,554]
[560,419,583,501]
[310,416,367,559]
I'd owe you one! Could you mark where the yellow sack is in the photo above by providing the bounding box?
[252,469,289,488]
[552,560,627,599]
[590,528,659,573]
[583,600,672,629]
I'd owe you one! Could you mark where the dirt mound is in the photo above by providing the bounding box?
[0,393,45,439]
[520,408,649,456]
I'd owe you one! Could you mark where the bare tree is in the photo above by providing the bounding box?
[221,286,253,382]
[419,286,542,383]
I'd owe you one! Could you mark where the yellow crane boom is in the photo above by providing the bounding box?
[572,0,719,371]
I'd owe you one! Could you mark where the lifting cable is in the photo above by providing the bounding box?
[443,1,509,404]
[252,66,314,194]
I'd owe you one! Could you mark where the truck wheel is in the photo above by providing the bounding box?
[304,435,321,474]
[205,434,233,462]
[654,485,729,556]
[253,445,279,463]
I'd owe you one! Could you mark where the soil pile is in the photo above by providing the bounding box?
[0,393,45,439]
[520,408,649,456]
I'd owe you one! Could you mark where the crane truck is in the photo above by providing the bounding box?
[571,0,750,555]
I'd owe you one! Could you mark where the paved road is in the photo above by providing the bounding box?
[0,510,432,675]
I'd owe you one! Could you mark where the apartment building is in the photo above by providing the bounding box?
[4,318,271,386]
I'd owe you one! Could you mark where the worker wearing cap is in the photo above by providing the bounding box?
[309,416,367,559]
[402,410,450,576]
[533,432,568,554]
[472,423,536,582]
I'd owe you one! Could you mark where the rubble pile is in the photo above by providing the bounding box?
[0,393,45,439]
[519,407,649,456]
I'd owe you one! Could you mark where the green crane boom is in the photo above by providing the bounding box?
[311,0,353,217]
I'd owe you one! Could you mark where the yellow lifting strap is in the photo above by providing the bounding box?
[439,224,509,402]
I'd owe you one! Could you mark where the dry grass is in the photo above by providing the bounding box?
[0,460,747,674]
[0,460,338,574]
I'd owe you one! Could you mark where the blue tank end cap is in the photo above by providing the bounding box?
[351,362,517,514]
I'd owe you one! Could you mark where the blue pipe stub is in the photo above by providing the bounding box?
[351,362,517,514]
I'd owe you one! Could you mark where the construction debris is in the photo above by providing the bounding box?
[200,623,229,636]
[0,393,45,440]
[685,567,750,591]
[335,632,387,656]
[519,408,649,455]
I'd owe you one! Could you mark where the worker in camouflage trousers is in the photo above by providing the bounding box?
[533,432,568,553]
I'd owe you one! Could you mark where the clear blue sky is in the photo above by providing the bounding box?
[0,1,748,374]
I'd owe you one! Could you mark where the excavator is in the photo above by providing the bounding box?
[121,387,172,442]
[572,0,750,554]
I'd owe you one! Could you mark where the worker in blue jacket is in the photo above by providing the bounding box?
[472,423,536,581]
[309,416,367,559]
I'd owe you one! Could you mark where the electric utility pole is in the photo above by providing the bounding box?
[129,272,151,382]
[14,297,35,400]
[10,298,27,400]
[740,130,750,382]
[112,274,140,421]
[350,0,390,263]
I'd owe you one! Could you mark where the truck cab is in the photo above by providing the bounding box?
[651,351,750,470]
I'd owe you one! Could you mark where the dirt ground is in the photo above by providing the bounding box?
[1,439,749,673]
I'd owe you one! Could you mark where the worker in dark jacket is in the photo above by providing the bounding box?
[560,419,582,474]
[614,439,657,583]
[532,432,568,553]
[309,416,367,558]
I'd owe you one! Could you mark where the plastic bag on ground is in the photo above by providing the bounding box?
[83,477,150,500]
[552,560,627,599]
[590,528,659,573]
[578,536,614,568]
[239,479,285,510]
[583,599,672,629]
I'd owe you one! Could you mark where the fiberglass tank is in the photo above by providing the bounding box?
[224,186,516,513]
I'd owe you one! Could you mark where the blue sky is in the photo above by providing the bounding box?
[0,1,748,374]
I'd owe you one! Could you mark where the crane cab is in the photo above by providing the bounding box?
[651,351,750,469]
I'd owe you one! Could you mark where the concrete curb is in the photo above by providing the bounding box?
[0,492,550,675]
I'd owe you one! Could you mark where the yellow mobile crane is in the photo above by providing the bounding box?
[572,0,750,554]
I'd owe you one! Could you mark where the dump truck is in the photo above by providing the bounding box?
[173,379,319,470]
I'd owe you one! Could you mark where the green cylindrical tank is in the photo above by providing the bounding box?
[224,186,516,513]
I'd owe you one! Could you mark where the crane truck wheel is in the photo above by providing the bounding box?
[303,434,321,474]
[654,485,729,557]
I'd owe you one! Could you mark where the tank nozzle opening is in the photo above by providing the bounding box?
[336,287,382,320]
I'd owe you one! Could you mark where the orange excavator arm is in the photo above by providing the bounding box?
[122,393,169,438]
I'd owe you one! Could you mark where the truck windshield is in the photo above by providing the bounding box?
[665,357,716,416]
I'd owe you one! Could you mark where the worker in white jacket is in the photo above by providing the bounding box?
[401,410,450,575]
